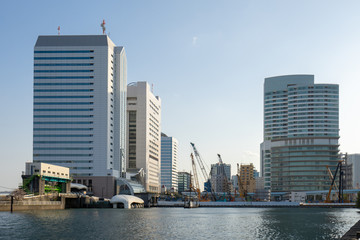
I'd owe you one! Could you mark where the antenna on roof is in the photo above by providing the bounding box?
[101,19,106,35]
[57,26,60,35]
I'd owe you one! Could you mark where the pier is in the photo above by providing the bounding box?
[341,220,360,239]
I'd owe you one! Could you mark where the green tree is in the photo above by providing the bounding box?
[356,192,360,208]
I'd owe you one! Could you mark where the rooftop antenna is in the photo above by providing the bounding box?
[57,26,60,35]
[101,19,106,35]
[151,83,154,93]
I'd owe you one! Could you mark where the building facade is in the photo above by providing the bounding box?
[127,82,161,193]
[161,133,178,193]
[22,162,71,194]
[178,172,191,193]
[232,175,238,191]
[260,75,339,191]
[348,154,360,189]
[33,35,127,180]
[239,163,256,193]
[210,163,231,193]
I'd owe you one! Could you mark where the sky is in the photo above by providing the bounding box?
[1,0,360,190]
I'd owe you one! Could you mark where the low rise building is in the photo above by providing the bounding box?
[22,162,71,194]
[178,172,191,193]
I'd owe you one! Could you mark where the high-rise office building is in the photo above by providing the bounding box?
[33,35,127,198]
[161,133,178,193]
[260,75,339,191]
[127,82,161,193]
[210,163,231,193]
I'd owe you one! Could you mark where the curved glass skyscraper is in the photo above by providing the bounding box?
[260,75,339,191]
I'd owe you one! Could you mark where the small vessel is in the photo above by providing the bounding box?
[183,183,199,208]
[184,199,199,208]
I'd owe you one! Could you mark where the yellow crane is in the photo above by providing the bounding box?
[190,153,212,202]
[237,163,246,199]
[325,160,344,203]
[190,142,216,201]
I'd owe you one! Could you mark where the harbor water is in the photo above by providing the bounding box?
[0,207,358,239]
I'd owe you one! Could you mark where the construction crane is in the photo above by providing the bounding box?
[190,142,216,201]
[325,160,344,203]
[217,154,233,201]
[237,163,246,199]
[190,153,201,200]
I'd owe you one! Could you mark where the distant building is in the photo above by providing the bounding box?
[254,170,259,178]
[254,177,270,201]
[239,163,256,193]
[232,175,238,191]
[210,163,231,193]
[22,162,71,194]
[260,75,339,191]
[348,154,360,189]
[178,172,191,193]
[161,133,178,193]
[127,82,161,193]
[32,35,127,198]
[255,177,265,190]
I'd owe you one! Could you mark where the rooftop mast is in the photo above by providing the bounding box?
[101,19,106,35]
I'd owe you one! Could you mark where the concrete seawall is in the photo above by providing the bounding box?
[157,201,356,208]
[0,199,65,211]
[157,201,301,208]
[341,220,360,239]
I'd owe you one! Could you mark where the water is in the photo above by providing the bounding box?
[0,208,358,240]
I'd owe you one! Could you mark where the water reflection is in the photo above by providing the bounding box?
[0,208,358,240]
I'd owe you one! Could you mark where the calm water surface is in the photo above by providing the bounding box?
[0,207,358,239]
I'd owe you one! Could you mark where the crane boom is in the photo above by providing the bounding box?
[190,153,200,193]
[190,142,210,181]
[325,160,343,203]
[190,142,216,201]
[217,154,232,201]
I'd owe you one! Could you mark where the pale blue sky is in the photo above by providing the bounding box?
[1,1,360,189]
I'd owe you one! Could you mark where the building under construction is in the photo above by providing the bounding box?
[238,163,256,194]
[210,162,231,193]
